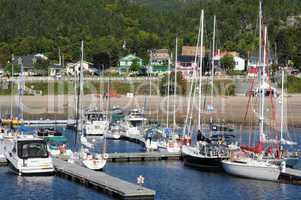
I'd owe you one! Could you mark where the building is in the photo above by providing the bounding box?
[119,54,143,73]
[12,53,48,76]
[149,49,170,75]
[176,46,205,79]
[66,61,95,76]
[212,50,245,72]
[49,64,65,77]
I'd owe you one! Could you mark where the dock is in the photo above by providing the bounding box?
[24,119,75,126]
[53,158,155,200]
[279,168,301,185]
[107,152,181,162]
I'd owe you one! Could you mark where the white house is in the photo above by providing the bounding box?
[233,56,245,71]
[66,61,95,76]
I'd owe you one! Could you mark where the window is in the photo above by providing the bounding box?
[17,141,48,159]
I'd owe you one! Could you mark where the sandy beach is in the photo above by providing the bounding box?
[0,95,300,126]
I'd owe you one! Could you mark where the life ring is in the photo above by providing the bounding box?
[103,153,109,159]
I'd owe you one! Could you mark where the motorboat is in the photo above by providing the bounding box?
[5,135,54,175]
[84,110,109,136]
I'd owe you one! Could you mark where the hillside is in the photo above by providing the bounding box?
[0,0,300,69]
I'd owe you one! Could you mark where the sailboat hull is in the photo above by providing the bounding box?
[182,146,224,170]
[222,160,280,181]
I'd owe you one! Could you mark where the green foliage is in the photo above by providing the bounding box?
[0,0,300,70]
[129,58,142,72]
[160,72,187,95]
[220,56,235,73]
[4,63,20,75]
[33,58,50,75]
[287,76,301,93]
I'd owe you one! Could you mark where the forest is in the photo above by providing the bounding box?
[0,0,300,69]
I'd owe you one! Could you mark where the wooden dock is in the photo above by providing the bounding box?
[107,152,181,162]
[53,158,155,200]
[279,168,301,185]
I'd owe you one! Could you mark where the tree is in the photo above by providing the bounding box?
[129,58,142,72]
[160,71,187,95]
[34,58,50,75]
[220,55,235,73]
[4,63,20,76]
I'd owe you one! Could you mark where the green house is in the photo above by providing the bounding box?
[119,54,143,73]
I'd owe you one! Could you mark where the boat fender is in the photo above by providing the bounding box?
[103,153,109,159]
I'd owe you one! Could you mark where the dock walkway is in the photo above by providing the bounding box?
[53,158,155,200]
[107,152,181,162]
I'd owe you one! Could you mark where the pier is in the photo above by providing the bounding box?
[107,152,181,162]
[53,158,155,200]
[24,120,75,126]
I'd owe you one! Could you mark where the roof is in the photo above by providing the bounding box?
[177,55,196,63]
[12,53,48,69]
[182,46,205,56]
[151,49,169,60]
[120,54,142,62]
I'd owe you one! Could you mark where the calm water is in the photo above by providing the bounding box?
[1,127,301,200]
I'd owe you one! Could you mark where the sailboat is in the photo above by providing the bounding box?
[72,41,107,170]
[182,12,236,170]
[222,1,281,181]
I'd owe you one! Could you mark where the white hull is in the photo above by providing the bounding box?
[145,140,158,151]
[222,159,280,181]
[82,158,106,170]
[85,121,109,136]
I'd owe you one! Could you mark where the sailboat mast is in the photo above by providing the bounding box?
[258,0,265,140]
[197,9,204,131]
[183,13,202,133]
[280,69,284,145]
[173,37,178,129]
[10,63,14,119]
[18,58,24,123]
[166,53,171,128]
[210,16,216,114]
[79,40,84,134]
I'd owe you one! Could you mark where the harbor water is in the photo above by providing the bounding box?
[1,127,301,200]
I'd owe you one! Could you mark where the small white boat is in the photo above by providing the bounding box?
[5,135,54,175]
[222,158,280,181]
[80,149,107,170]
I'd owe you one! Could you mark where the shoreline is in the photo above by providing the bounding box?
[0,95,300,126]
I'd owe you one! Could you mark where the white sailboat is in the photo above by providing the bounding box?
[72,41,107,170]
[222,1,281,181]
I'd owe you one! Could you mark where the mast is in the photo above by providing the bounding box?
[184,13,202,133]
[258,0,265,142]
[10,62,14,119]
[173,37,178,130]
[18,57,24,123]
[210,16,216,119]
[280,69,284,146]
[166,53,171,128]
[75,41,84,146]
[197,9,204,131]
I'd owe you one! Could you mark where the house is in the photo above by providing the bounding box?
[149,49,170,75]
[49,64,65,77]
[12,53,48,76]
[66,61,95,76]
[119,54,143,73]
[176,55,198,78]
[175,46,205,79]
[212,50,245,72]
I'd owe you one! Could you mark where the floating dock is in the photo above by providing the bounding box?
[107,152,181,162]
[53,158,155,200]
[24,120,75,126]
[279,168,301,185]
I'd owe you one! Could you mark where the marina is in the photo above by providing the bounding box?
[1,0,301,199]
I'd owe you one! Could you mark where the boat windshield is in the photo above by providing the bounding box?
[17,140,49,159]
